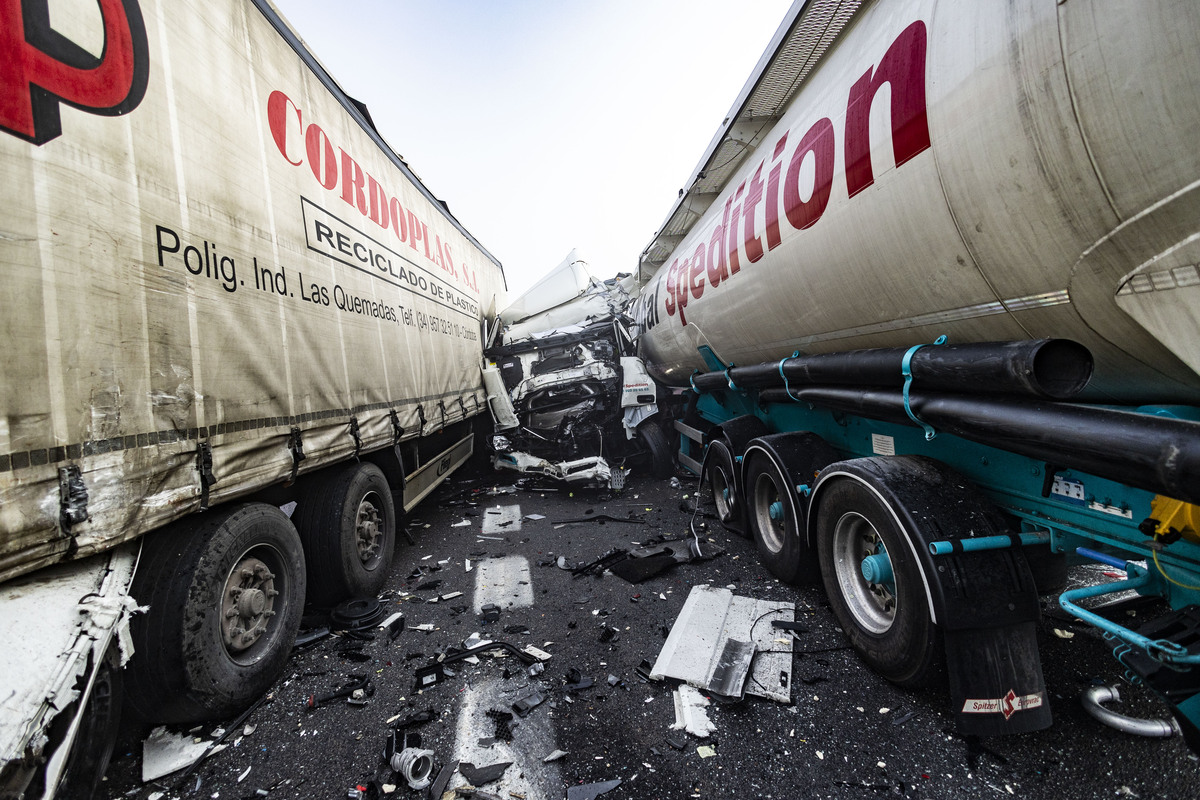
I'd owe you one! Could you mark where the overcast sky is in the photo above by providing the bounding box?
[269,0,793,299]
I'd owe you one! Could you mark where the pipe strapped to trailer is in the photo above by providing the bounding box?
[634,0,1200,747]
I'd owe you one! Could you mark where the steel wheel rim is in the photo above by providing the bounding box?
[220,545,284,663]
[356,491,385,570]
[831,511,896,634]
[712,463,734,522]
[752,469,786,553]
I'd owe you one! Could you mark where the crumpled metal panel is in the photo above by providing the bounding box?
[651,584,794,703]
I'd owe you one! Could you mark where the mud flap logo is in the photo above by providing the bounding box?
[0,0,149,144]
[962,689,1045,720]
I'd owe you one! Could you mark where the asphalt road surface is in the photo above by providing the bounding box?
[101,458,1200,800]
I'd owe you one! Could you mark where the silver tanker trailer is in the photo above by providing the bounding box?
[634,0,1200,744]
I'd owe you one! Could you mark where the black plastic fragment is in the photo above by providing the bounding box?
[566,779,622,800]
[664,732,687,750]
[512,687,546,717]
[428,762,454,800]
[457,761,511,786]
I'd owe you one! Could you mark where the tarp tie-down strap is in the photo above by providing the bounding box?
[901,335,947,440]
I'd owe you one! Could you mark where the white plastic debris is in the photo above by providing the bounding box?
[238,766,251,782]
[379,612,405,629]
[141,726,227,782]
[523,645,553,661]
[671,685,716,738]
[452,520,471,527]
[544,749,568,762]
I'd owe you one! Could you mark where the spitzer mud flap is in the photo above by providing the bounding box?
[944,621,1052,736]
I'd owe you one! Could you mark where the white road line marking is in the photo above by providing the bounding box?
[482,504,523,535]
[451,679,560,800]
[473,556,533,614]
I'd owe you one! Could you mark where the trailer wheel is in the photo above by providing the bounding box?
[637,421,674,478]
[53,644,121,799]
[127,503,306,723]
[745,451,813,583]
[293,461,396,605]
[815,477,939,687]
[704,439,745,536]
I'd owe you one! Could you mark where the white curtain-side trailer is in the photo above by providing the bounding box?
[0,0,506,795]
[636,0,1200,746]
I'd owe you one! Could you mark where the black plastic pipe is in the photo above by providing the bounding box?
[691,339,1092,399]
[757,385,1200,506]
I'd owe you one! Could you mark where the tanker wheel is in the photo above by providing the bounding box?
[637,421,674,478]
[744,451,813,582]
[127,503,306,723]
[704,439,746,537]
[294,461,396,606]
[815,477,940,687]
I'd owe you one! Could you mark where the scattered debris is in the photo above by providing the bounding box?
[391,746,436,790]
[523,645,553,661]
[513,687,547,717]
[486,709,515,742]
[671,685,716,738]
[428,763,455,799]
[566,778,622,800]
[554,514,646,526]
[458,761,512,785]
[653,585,794,703]
[141,727,226,782]
[331,597,387,630]
[697,745,717,759]
[307,673,372,709]
[543,749,568,763]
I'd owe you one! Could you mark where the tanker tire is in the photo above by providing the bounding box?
[704,439,746,537]
[126,503,306,724]
[293,461,396,606]
[638,421,674,478]
[816,478,940,688]
[745,451,814,583]
[53,644,122,799]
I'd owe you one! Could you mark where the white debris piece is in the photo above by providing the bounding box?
[671,685,716,738]
[523,645,553,661]
[141,726,226,782]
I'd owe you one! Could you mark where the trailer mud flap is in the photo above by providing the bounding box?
[945,622,1051,736]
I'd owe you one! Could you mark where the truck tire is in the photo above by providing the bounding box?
[53,644,121,799]
[815,477,940,687]
[744,450,813,583]
[637,421,674,478]
[127,503,306,724]
[704,439,745,536]
[293,461,396,606]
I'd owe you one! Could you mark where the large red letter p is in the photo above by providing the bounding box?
[0,0,149,144]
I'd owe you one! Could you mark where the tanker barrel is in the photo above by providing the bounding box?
[758,386,1200,506]
[691,340,1093,400]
